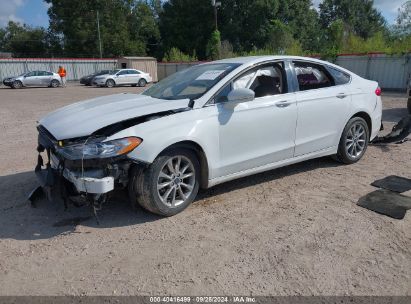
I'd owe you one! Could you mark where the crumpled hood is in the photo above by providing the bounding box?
[39,93,189,140]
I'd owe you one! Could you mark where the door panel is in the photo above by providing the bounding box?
[23,72,38,86]
[37,71,52,86]
[115,71,129,84]
[128,70,140,84]
[294,87,350,156]
[216,93,297,177]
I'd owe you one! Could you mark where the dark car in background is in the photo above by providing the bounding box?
[80,70,111,86]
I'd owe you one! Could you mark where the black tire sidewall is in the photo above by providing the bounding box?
[138,79,147,87]
[106,79,115,87]
[51,80,59,88]
[131,148,200,216]
[338,117,369,164]
[12,81,22,89]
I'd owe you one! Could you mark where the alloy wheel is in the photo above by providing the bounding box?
[156,156,195,207]
[345,122,366,158]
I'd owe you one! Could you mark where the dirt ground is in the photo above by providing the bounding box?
[0,83,410,296]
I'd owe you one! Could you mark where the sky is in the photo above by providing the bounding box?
[0,0,406,28]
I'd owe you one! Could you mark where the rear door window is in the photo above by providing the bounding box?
[293,61,334,91]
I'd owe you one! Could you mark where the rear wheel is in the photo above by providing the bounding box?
[129,148,200,216]
[12,80,22,89]
[50,79,60,88]
[334,117,369,164]
[138,78,147,87]
[106,79,115,88]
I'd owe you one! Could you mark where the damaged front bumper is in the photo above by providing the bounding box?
[62,169,114,194]
[32,126,132,207]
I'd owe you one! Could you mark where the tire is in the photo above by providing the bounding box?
[12,80,22,89]
[138,78,147,87]
[106,79,115,88]
[334,117,369,164]
[50,79,60,88]
[129,148,200,216]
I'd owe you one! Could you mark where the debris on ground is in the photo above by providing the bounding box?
[372,115,411,144]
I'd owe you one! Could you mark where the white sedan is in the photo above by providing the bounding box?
[35,56,382,216]
[93,69,152,88]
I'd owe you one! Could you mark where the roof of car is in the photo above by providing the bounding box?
[214,55,324,65]
[211,55,355,76]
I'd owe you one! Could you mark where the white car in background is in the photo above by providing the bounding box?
[35,56,382,216]
[93,69,152,88]
[3,70,61,89]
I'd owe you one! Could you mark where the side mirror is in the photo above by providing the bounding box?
[225,88,255,108]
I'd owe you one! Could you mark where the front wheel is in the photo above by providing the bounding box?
[105,79,115,88]
[334,117,369,164]
[12,80,22,89]
[129,148,200,216]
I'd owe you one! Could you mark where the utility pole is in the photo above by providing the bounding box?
[96,10,103,58]
[211,0,221,31]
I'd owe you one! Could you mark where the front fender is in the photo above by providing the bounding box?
[105,109,220,178]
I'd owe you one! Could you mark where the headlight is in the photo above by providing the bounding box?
[58,137,142,160]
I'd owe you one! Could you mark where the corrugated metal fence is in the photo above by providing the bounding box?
[157,62,202,81]
[0,58,117,81]
[0,55,410,90]
[335,54,411,91]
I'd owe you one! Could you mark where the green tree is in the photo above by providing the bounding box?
[162,47,197,62]
[0,21,50,57]
[392,1,411,37]
[218,0,280,52]
[277,0,322,53]
[206,30,221,60]
[319,0,386,39]
[45,0,146,57]
[160,0,214,59]
[129,0,161,57]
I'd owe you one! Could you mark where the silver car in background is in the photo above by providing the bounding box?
[3,70,61,89]
[93,69,152,88]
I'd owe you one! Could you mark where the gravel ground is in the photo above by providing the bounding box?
[0,83,410,296]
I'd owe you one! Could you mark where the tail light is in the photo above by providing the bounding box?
[375,87,382,96]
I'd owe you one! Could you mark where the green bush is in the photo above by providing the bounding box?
[162,47,198,62]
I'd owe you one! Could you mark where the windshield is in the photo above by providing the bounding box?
[109,69,120,75]
[143,63,240,100]
[97,70,110,75]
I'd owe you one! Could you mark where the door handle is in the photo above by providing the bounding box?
[337,93,348,99]
[275,100,291,108]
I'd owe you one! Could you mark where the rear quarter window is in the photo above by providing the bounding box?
[326,66,351,85]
